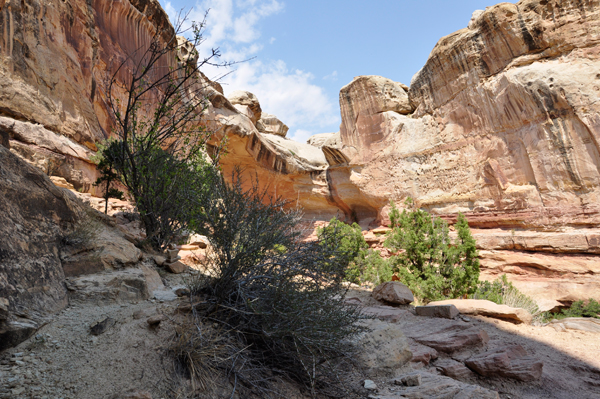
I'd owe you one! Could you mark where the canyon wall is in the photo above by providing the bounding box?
[0,0,599,303]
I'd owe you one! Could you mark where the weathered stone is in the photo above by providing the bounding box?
[550,318,600,333]
[165,261,187,274]
[428,299,532,324]
[392,371,499,399]
[227,91,262,125]
[147,314,166,327]
[372,282,414,305]
[0,319,39,352]
[49,176,75,190]
[362,306,411,323]
[435,359,474,380]
[153,256,166,267]
[66,268,151,303]
[0,146,82,350]
[188,234,209,248]
[257,113,289,137]
[413,324,489,354]
[90,317,116,336]
[465,345,543,382]
[395,374,422,387]
[409,342,439,366]
[353,320,413,377]
[415,305,459,320]
[175,288,191,297]
[363,380,377,390]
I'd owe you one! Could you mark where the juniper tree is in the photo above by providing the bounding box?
[385,198,480,302]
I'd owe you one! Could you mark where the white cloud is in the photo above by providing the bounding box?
[161,0,340,140]
[323,71,338,81]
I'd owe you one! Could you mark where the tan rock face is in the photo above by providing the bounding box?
[227,90,262,125]
[256,112,289,137]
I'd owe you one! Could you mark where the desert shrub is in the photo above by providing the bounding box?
[317,218,368,283]
[385,198,480,303]
[544,299,600,322]
[562,299,600,318]
[350,250,393,286]
[472,275,542,323]
[180,169,367,398]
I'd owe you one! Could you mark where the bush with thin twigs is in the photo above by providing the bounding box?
[471,275,543,324]
[177,168,368,398]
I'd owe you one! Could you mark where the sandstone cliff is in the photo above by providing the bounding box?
[1,0,599,305]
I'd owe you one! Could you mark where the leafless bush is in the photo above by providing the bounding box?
[174,168,369,398]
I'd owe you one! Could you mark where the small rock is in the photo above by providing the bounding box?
[435,359,473,379]
[372,281,414,305]
[147,314,167,327]
[90,317,116,336]
[165,261,187,274]
[153,255,166,266]
[364,380,378,390]
[175,287,190,297]
[395,373,422,387]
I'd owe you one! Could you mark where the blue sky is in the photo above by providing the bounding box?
[160,0,510,143]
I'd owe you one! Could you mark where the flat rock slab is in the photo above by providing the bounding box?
[413,324,489,354]
[388,371,499,399]
[372,281,414,305]
[550,317,600,333]
[415,305,459,319]
[434,359,474,379]
[362,305,412,323]
[464,345,543,382]
[428,299,532,324]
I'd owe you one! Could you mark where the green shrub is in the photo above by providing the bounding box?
[385,198,480,303]
[562,299,600,318]
[546,299,600,321]
[317,217,369,284]
[351,250,393,286]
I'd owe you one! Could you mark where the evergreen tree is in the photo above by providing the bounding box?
[385,198,479,302]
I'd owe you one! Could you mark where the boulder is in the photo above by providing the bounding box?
[428,299,532,324]
[392,371,499,399]
[257,113,289,137]
[65,268,151,303]
[188,234,209,248]
[372,281,414,305]
[353,319,413,377]
[415,305,460,319]
[227,91,262,125]
[165,261,187,274]
[413,324,489,354]
[465,345,543,382]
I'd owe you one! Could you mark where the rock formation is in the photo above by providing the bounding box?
[1,0,599,304]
